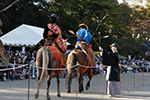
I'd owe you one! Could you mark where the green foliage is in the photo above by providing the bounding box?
[0,0,150,58]
[0,0,48,33]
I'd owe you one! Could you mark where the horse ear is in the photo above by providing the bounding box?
[65,38,68,42]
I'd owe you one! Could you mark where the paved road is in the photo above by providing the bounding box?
[0,73,150,100]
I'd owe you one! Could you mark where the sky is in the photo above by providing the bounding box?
[118,0,123,3]
[118,0,147,6]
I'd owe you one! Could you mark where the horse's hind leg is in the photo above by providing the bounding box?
[46,73,53,100]
[67,53,76,93]
[35,60,42,98]
[55,70,61,97]
[35,73,45,99]
[35,69,45,99]
[86,69,92,90]
[35,68,41,99]
[66,69,74,93]
[78,70,84,93]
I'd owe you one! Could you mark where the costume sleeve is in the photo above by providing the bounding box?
[102,50,119,66]
[102,50,111,65]
[55,25,61,35]
[87,31,92,44]
[76,31,80,41]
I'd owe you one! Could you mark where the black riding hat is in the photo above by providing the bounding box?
[49,13,59,19]
[110,43,120,48]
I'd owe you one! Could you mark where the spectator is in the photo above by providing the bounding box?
[29,50,36,79]
[22,67,29,79]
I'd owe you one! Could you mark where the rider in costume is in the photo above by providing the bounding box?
[43,13,67,53]
[69,23,96,67]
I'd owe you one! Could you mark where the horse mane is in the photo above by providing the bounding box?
[53,42,65,55]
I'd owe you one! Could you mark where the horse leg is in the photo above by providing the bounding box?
[35,67,45,99]
[35,63,42,98]
[35,71,45,99]
[55,70,61,97]
[46,73,53,100]
[36,68,42,83]
[66,69,74,93]
[67,53,76,93]
[79,70,84,93]
[86,69,92,90]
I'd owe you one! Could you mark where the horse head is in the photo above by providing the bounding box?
[0,40,9,65]
[64,38,68,50]
[61,38,68,65]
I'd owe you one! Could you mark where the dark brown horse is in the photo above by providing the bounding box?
[66,49,93,93]
[35,39,67,100]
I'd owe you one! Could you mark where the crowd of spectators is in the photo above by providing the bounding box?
[119,59,150,73]
[1,50,150,81]
[95,58,150,76]
[0,50,36,81]
[0,49,66,81]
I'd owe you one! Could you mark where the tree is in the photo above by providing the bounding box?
[1,0,149,58]
[0,0,48,34]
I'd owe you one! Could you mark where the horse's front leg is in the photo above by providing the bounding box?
[55,70,61,97]
[86,69,92,90]
[46,72,53,100]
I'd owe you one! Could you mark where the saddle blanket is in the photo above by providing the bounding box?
[48,46,63,73]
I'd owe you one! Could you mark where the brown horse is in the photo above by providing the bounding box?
[66,49,93,93]
[35,39,67,100]
[0,39,9,65]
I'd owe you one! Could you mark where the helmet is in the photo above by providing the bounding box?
[79,23,89,31]
[109,43,120,48]
[49,13,59,19]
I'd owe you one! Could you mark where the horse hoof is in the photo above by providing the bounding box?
[47,98,51,100]
[57,93,61,97]
[46,95,51,100]
[86,86,90,90]
[67,89,71,93]
[79,89,84,93]
[35,93,39,99]
[79,90,83,93]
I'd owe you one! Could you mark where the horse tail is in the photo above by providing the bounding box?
[37,46,49,88]
[66,51,77,92]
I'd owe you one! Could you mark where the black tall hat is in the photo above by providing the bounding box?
[110,43,120,48]
[48,13,59,19]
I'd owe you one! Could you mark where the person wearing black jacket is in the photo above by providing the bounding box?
[99,43,121,97]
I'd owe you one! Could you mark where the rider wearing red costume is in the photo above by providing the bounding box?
[43,13,67,53]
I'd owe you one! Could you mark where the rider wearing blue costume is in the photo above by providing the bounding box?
[69,23,96,67]
[76,28,91,45]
